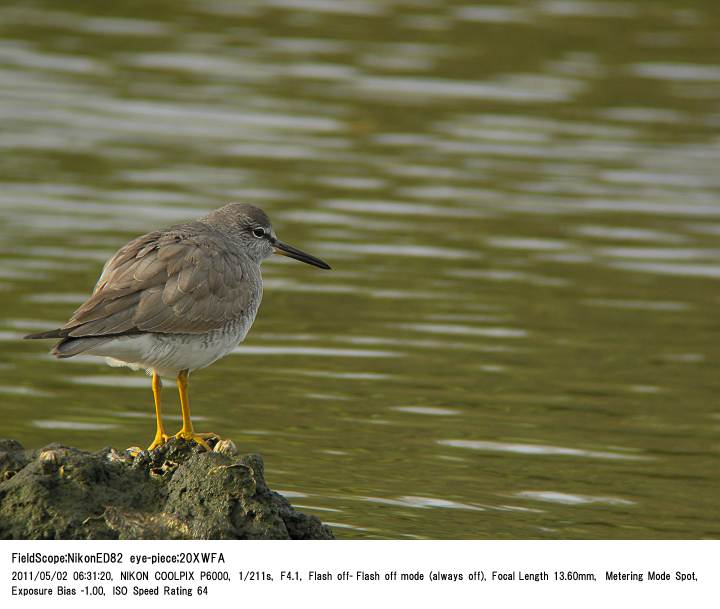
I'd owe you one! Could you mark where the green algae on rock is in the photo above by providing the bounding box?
[0,438,333,540]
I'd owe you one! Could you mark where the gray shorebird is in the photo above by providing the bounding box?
[25,203,330,451]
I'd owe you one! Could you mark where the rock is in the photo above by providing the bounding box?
[0,438,333,540]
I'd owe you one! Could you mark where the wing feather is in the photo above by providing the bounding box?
[60,227,256,337]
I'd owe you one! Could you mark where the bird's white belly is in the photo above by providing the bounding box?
[85,322,250,378]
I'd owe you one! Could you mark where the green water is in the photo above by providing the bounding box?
[1,0,719,539]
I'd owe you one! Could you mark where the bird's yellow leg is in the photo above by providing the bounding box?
[173,369,219,450]
[147,371,171,450]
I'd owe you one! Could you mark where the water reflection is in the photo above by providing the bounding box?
[514,491,634,507]
[33,420,117,431]
[391,406,460,416]
[438,440,651,461]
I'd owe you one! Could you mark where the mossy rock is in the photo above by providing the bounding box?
[0,438,333,540]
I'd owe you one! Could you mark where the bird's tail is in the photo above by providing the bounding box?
[24,328,68,340]
[24,328,111,358]
[51,336,112,358]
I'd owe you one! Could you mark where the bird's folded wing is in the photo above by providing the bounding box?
[62,228,253,336]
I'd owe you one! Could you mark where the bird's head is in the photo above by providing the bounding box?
[208,203,331,269]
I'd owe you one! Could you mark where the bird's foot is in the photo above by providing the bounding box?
[147,431,172,451]
[174,430,219,451]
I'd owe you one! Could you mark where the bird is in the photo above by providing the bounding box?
[25,203,331,451]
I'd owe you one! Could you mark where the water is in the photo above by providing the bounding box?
[1,0,719,539]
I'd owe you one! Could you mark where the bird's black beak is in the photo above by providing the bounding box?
[272,239,331,270]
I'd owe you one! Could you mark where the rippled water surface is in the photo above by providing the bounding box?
[1,0,719,538]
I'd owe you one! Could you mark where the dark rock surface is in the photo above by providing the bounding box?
[0,438,334,540]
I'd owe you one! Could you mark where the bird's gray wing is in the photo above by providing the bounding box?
[61,228,253,337]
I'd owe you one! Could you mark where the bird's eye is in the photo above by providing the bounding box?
[252,227,266,238]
